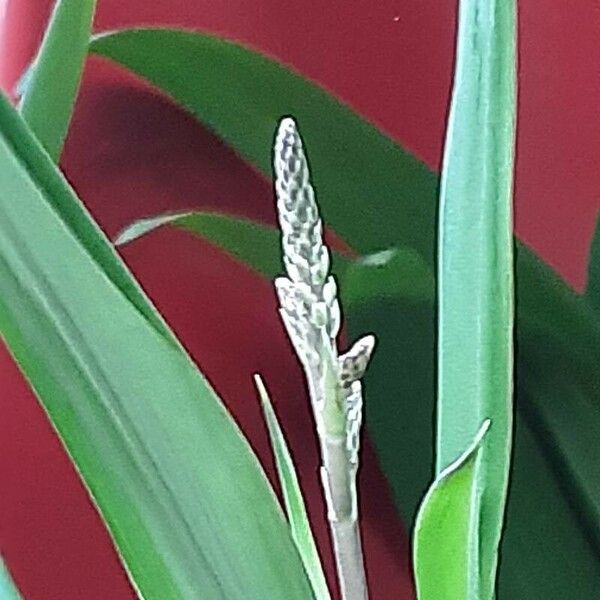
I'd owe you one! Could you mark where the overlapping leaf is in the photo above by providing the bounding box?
[255,375,331,600]
[115,211,434,302]
[0,93,313,599]
[19,0,96,161]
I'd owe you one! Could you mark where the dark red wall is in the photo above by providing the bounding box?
[1,1,598,599]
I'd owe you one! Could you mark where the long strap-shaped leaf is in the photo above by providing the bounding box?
[255,375,331,600]
[0,92,313,600]
[90,28,438,261]
[436,1,516,598]
[18,0,96,161]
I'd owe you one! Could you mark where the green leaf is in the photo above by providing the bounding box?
[497,402,600,600]
[413,420,490,600]
[90,28,438,260]
[117,210,358,284]
[116,211,284,278]
[436,1,516,597]
[254,375,331,600]
[89,28,600,597]
[19,0,96,161]
[586,213,600,311]
[0,558,22,600]
[117,212,436,303]
[0,93,314,599]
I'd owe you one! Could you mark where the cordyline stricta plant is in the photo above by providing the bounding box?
[5,0,600,599]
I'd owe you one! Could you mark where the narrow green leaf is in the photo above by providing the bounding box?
[0,92,313,599]
[19,0,96,161]
[436,1,516,598]
[116,211,284,278]
[117,210,353,282]
[585,213,600,311]
[117,211,435,304]
[89,28,600,597]
[0,558,22,600]
[254,375,331,600]
[413,420,490,600]
[497,405,600,600]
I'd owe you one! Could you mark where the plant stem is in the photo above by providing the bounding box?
[320,434,367,600]
[273,117,373,600]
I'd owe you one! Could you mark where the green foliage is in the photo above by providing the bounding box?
[435,0,516,596]
[254,376,331,600]
[116,211,285,277]
[413,421,490,600]
[19,0,96,161]
[90,27,600,598]
[0,93,313,600]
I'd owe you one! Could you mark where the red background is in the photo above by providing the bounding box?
[1,1,598,599]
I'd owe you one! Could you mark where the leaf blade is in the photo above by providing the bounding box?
[436,1,516,596]
[255,375,331,600]
[116,211,284,278]
[19,0,96,161]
